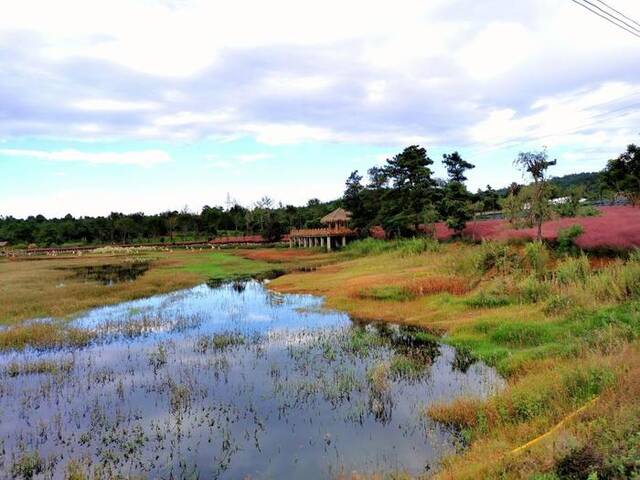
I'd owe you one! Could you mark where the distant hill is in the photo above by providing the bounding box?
[549,171,601,191]
[496,171,602,197]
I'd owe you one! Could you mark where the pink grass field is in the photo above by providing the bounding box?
[434,206,640,250]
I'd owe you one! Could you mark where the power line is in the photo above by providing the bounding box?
[569,0,640,38]
[593,0,640,29]
[581,0,640,33]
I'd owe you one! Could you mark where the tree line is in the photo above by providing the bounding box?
[343,143,638,240]
[0,198,339,247]
[1,144,637,247]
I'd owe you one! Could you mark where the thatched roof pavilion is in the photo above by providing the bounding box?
[289,208,354,251]
[320,208,351,228]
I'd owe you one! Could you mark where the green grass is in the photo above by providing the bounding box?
[178,251,277,281]
[343,237,440,258]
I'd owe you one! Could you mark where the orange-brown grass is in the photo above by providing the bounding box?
[237,248,320,262]
[408,276,470,296]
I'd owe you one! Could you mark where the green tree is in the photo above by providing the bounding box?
[602,144,640,206]
[343,171,368,230]
[481,185,500,211]
[442,151,474,182]
[514,149,557,241]
[441,152,475,234]
[379,145,436,236]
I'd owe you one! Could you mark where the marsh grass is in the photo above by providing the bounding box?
[0,323,94,351]
[6,358,74,377]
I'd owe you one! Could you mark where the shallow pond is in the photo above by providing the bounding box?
[0,281,503,479]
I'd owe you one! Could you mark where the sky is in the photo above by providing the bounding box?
[1,0,639,218]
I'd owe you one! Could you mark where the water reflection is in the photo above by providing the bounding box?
[0,281,503,479]
[63,262,150,285]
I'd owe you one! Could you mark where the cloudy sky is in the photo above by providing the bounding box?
[1,0,639,218]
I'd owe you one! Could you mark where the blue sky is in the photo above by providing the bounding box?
[1,0,639,218]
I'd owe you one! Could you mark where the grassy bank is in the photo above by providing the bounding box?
[2,240,638,477]
[0,248,328,326]
[267,239,640,479]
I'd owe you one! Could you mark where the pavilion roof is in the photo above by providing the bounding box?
[320,208,351,224]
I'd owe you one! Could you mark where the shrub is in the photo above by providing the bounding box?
[524,241,550,278]
[396,237,441,256]
[490,322,554,347]
[556,445,604,480]
[578,205,600,217]
[343,238,394,256]
[586,261,640,302]
[556,224,584,255]
[543,294,575,315]
[554,255,590,285]
[465,291,511,308]
[562,366,615,403]
[472,241,519,275]
[517,275,551,303]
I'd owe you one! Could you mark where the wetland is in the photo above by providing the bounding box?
[0,280,503,479]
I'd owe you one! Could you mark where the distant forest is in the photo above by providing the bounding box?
[1,143,636,248]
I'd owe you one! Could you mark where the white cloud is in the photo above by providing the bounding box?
[0,148,171,167]
[71,98,160,112]
[468,82,640,149]
[456,22,534,81]
[241,123,334,145]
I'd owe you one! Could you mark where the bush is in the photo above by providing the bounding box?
[556,224,584,255]
[554,255,590,285]
[524,241,550,278]
[562,366,614,403]
[518,275,551,303]
[490,322,554,347]
[586,261,640,302]
[472,241,519,275]
[465,291,511,308]
[543,294,575,315]
[578,205,600,217]
[396,237,441,256]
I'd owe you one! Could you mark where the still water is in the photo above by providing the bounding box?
[0,281,503,479]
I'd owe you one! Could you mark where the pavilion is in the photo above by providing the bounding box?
[289,208,356,251]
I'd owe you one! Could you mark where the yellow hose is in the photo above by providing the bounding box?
[509,396,600,456]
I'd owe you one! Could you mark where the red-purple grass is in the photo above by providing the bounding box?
[435,206,640,250]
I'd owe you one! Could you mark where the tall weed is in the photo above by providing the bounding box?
[524,241,550,279]
[586,261,640,302]
[554,255,590,285]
